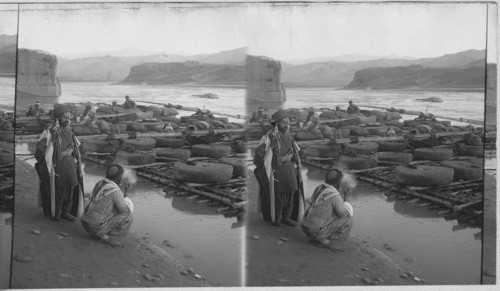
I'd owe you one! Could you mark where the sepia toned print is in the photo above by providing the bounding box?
[11,3,246,288]
[244,2,496,286]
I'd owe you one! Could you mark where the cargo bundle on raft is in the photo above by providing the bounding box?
[243,105,496,226]
[16,101,248,220]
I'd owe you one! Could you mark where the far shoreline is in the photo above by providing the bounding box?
[60,80,245,89]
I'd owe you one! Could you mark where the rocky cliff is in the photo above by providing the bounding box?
[246,55,286,103]
[346,64,485,90]
[282,49,486,88]
[121,61,245,85]
[58,47,246,82]
[486,63,496,125]
[17,49,61,106]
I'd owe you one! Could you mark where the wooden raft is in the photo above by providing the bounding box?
[82,154,246,216]
[302,158,483,215]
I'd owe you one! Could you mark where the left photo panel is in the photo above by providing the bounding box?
[0,4,17,289]
[11,3,248,288]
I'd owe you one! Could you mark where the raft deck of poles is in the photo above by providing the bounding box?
[303,158,483,225]
[82,154,246,219]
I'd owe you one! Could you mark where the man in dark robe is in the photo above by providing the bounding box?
[346,100,359,114]
[34,104,86,221]
[123,95,136,109]
[253,108,305,227]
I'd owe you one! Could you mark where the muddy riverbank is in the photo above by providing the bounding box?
[245,172,416,286]
[11,159,209,288]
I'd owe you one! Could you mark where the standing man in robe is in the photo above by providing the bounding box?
[34,104,85,221]
[253,108,305,227]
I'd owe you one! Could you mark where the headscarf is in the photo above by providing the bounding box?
[53,105,69,119]
[271,109,288,122]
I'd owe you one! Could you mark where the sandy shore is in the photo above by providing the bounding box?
[245,173,417,286]
[11,158,209,288]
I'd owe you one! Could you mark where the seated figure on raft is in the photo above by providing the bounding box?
[123,95,136,109]
[81,164,134,246]
[301,168,353,250]
[346,100,359,114]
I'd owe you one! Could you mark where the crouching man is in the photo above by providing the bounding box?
[81,164,133,246]
[301,169,353,250]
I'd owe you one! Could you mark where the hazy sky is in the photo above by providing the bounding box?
[248,3,489,61]
[18,3,248,57]
[15,2,495,61]
[0,5,18,35]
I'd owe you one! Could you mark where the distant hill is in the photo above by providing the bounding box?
[281,49,486,88]
[346,64,485,90]
[0,34,16,77]
[282,59,411,87]
[0,34,16,48]
[57,47,246,82]
[121,61,245,86]
[285,53,415,65]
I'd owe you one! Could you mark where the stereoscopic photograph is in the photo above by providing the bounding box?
[0,0,497,289]
[11,3,247,288]
[244,2,496,286]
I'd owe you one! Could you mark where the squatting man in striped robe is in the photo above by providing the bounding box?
[81,164,134,247]
[254,108,305,227]
[301,169,354,250]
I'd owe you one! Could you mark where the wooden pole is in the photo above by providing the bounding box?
[356,175,454,209]
[359,105,483,125]
[244,130,495,149]
[139,100,247,119]
[16,128,247,143]
[136,171,241,207]
[452,200,483,212]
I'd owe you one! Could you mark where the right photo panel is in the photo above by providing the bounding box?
[245,2,496,286]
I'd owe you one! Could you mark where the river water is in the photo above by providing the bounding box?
[0,78,15,108]
[250,87,485,123]
[0,212,12,288]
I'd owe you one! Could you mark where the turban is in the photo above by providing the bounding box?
[106,164,124,182]
[271,109,288,122]
[325,169,343,187]
[53,105,69,118]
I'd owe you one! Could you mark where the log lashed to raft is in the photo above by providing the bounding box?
[16,128,247,143]
[136,171,243,208]
[244,131,490,149]
[356,175,482,212]
[359,105,484,126]
[138,100,247,119]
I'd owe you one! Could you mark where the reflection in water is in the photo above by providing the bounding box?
[392,199,441,219]
[0,212,12,289]
[171,195,219,216]
[300,164,481,284]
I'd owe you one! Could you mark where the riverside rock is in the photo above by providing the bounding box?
[17,49,61,107]
[246,55,286,103]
